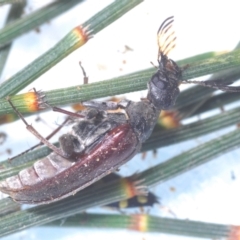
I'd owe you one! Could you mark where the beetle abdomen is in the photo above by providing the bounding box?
[0,124,140,204]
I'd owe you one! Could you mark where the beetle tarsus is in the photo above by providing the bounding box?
[79,61,88,85]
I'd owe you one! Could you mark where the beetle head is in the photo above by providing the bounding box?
[147,53,181,110]
[147,16,182,110]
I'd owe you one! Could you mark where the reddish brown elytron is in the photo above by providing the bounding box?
[1,124,139,204]
[1,17,240,204]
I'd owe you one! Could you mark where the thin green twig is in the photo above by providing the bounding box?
[45,213,237,239]
[0,48,240,114]
[0,0,85,48]
[0,0,143,98]
[0,0,26,78]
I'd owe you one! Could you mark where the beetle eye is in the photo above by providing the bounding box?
[151,75,167,90]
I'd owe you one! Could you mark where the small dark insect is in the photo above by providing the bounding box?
[101,173,159,209]
[107,193,158,210]
[1,16,240,204]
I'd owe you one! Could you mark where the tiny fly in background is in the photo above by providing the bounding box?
[1,16,240,205]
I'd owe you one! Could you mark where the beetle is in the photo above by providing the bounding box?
[0,16,240,204]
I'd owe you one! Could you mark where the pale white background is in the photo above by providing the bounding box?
[1,1,240,239]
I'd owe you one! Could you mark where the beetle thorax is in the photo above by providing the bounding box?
[124,101,159,143]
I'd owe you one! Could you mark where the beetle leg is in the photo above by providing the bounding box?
[83,101,119,111]
[6,97,68,159]
[79,61,88,85]
[36,61,89,119]
[9,117,70,161]
[42,62,89,118]
[44,102,85,118]
[79,63,121,111]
